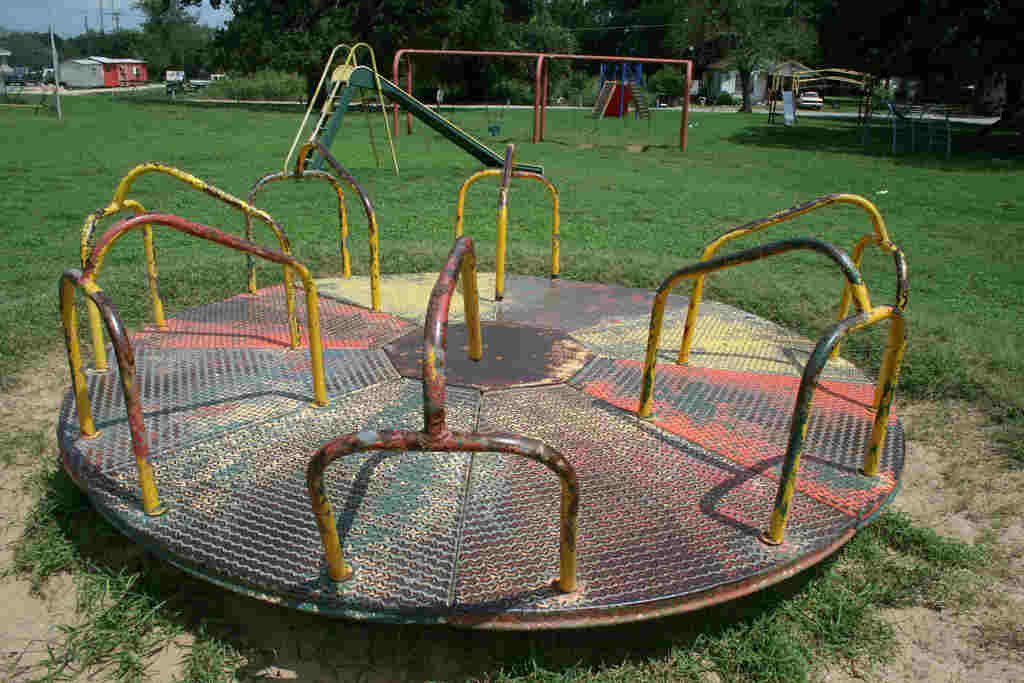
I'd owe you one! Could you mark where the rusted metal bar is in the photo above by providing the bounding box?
[495,146,515,300]
[763,305,905,544]
[678,193,894,365]
[423,235,483,436]
[83,163,291,260]
[59,269,166,516]
[308,235,577,592]
[296,142,383,311]
[863,308,907,476]
[81,163,294,367]
[247,169,351,293]
[454,169,561,281]
[639,237,869,420]
[85,212,329,406]
[307,429,579,591]
[80,199,162,371]
[830,239,908,361]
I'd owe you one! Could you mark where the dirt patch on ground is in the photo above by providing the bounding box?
[843,400,1024,683]
[3,347,1024,681]
[1,350,85,679]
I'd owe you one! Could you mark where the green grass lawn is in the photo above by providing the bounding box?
[2,95,1023,681]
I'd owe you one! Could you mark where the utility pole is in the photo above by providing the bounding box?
[99,0,104,34]
[49,25,62,121]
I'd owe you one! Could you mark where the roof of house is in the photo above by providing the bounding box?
[770,59,812,75]
[88,56,146,64]
[62,56,147,66]
[0,49,12,57]
[706,57,811,73]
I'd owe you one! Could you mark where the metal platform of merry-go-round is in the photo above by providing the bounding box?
[56,158,908,629]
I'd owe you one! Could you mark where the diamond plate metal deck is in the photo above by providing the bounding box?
[57,276,905,628]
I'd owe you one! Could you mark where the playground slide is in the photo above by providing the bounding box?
[344,65,544,175]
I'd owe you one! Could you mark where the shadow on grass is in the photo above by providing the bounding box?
[728,117,1024,171]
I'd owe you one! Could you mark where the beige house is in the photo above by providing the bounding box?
[703,58,811,102]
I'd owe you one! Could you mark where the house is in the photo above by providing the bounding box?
[0,48,12,76]
[58,56,147,88]
[59,59,106,88]
[90,57,148,85]
[703,58,810,102]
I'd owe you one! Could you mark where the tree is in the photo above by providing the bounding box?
[819,0,1024,129]
[184,0,456,102]
[0,30,53,68]
[671,0,818,112]
[134,0,214,77]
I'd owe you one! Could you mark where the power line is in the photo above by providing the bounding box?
[563,22,689,33]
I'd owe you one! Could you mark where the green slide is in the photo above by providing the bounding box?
[316,65,544,175]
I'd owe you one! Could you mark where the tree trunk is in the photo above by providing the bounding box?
[738,68,753,113]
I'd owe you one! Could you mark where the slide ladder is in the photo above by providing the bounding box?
[632,87,650,120]
[592,81,616,118]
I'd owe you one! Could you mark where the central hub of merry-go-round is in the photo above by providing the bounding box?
[56,144,908,629]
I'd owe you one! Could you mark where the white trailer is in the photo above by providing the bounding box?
[59,59,104,88]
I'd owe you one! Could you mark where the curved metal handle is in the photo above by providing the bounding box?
[640,237,869,418]
[247,169,351,292]
[85,212,329,406]
[423,235,483,436]
[307,429,579,592]
[763,305,906,544]
[295,141,383,311]
[81,163,295,365]
[59,269,166,516]
[306,234,579,593]
[679,193,901,365]
[454,166,561,285]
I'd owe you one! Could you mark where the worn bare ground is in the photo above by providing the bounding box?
[2,351,1023,682]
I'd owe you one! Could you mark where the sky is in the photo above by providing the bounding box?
[1,0,231,38]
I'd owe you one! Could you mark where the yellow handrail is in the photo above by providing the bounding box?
[59,270,166,516]
[81,163,296,370]
[454,165,561,300]
[678,193,901,365]
[84,212,329,407]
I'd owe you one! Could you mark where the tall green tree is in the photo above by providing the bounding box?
[0,30,53,68]
[672,0,818,112]
[134,0,214,77]
[190,0,455,101]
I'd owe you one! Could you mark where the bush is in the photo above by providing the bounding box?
[493,77,534,106]
[715,91,735,106]
[201,70,305,102]
[648,67,687,99]
[550,70,592,106]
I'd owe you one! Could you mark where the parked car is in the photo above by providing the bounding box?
[3,68,27,86]
[797,91,824,110]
